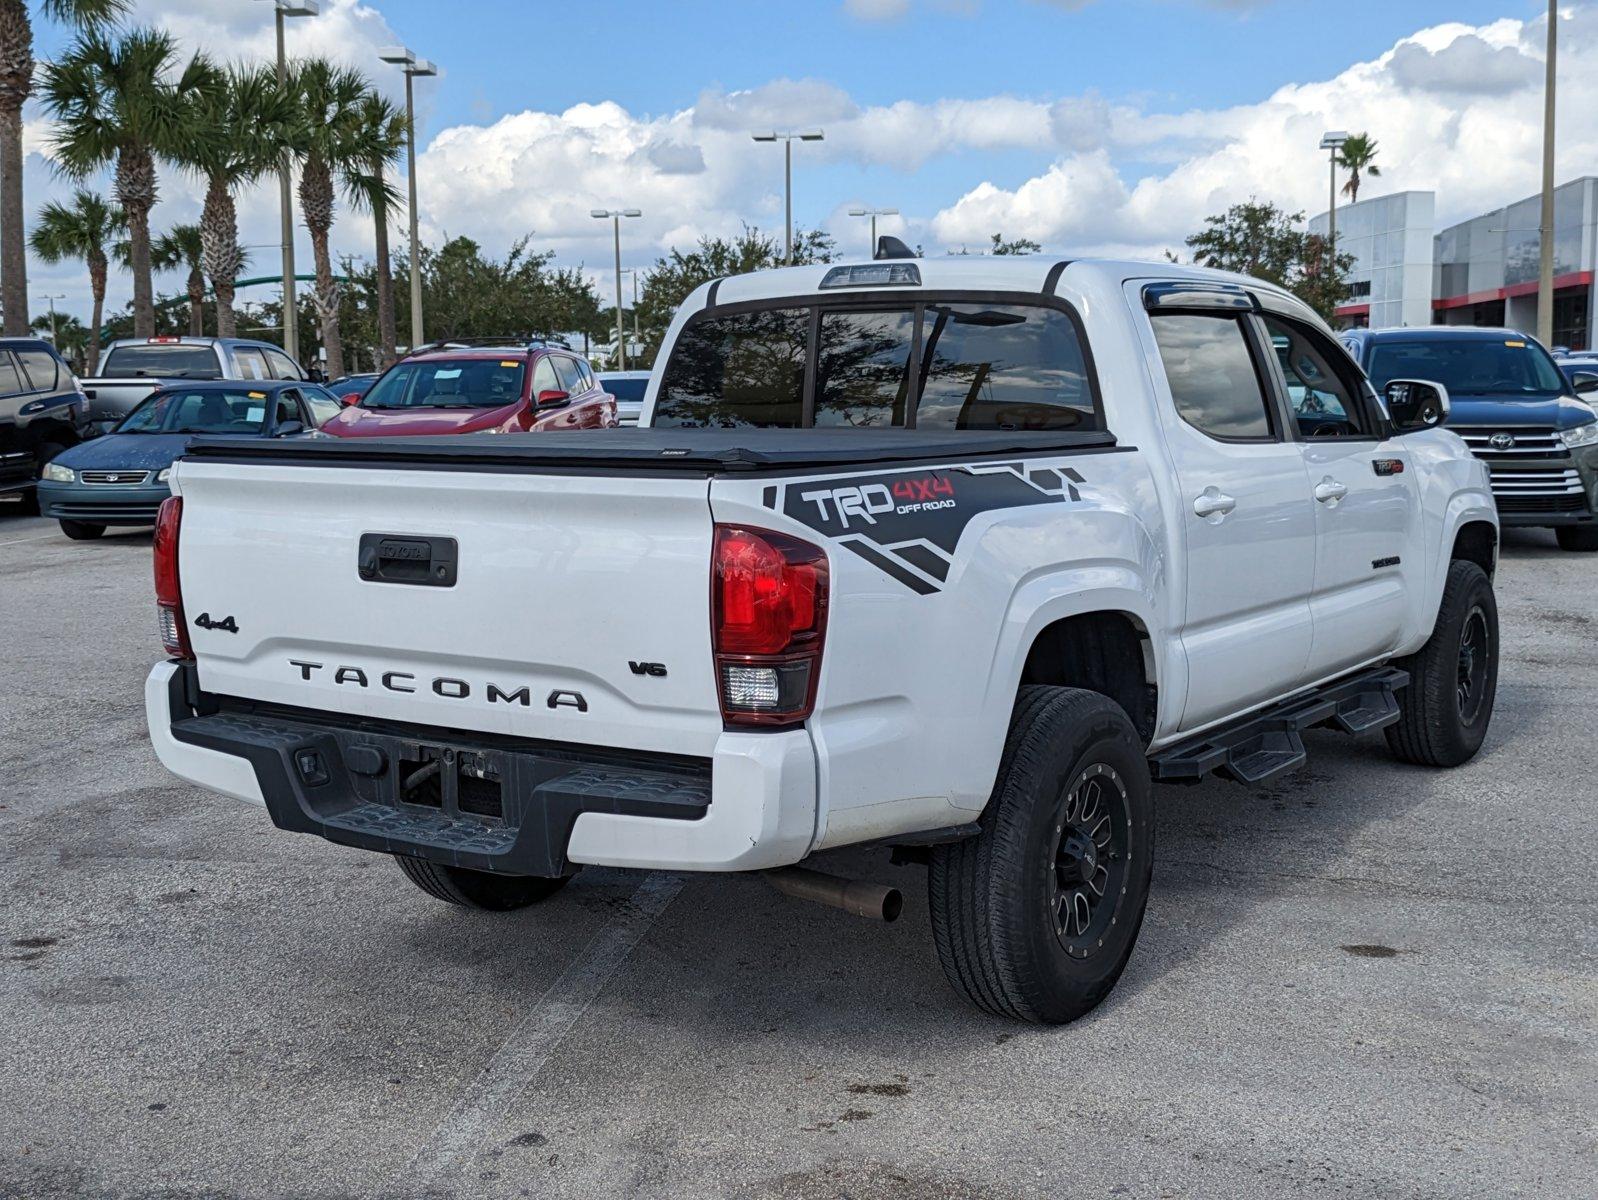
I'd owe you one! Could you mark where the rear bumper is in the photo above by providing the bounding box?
[1497,508,1596,528]
[38,480,168,525]
[145,662,817,875]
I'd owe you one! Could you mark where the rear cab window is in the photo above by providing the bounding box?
[653,296,1099,431]
[103,343,223,379]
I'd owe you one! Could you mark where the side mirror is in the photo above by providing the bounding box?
[1384,378,1450,433]
[340,392,362,406]
[536,388,571,410]
[1572,371,1598,397]
[275,420,305,437]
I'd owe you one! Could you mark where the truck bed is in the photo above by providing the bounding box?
[181,427,1121,475]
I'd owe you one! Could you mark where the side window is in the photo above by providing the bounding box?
[916,303,1097,430]
[1262,314,1372,438]
[265,348,302,380]
[577,360,597,390]
[0,353,22,396]
[16,348,60,391]
[233,348,269,380]
[1150,314,1275,441]
[303,390,342,426]
[274,391,300,427]
[531,357,561,397]
[552,356,584,394]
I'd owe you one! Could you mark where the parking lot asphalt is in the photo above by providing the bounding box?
[1,500,1594,1200]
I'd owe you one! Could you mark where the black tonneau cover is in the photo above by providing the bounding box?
[182,427,1120,475]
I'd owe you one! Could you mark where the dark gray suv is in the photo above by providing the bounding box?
[0,338,87,513]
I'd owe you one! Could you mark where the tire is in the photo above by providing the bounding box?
[1385,559,1498,768]
[394,854,569,911]
[20,442,65,516]
[1555,526,1598,552]
[928,686,1154,1025]
[58,519,105,541]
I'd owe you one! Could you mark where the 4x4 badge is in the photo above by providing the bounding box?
[194,612,239,634]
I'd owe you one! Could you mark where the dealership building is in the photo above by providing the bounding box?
[1310,175,1598,351]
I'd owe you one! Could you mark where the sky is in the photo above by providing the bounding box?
[17,0,1597,331]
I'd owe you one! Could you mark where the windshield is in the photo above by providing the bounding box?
[602,377,649,403]
[116,388,273,434]
[102,343,222,379]
[360,359,526,409]
[1366,337,1567,398]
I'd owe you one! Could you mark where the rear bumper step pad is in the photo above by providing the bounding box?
[165,668,710,877]
[1151,666,1408,786]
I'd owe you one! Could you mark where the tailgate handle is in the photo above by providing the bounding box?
[358,533,457,587]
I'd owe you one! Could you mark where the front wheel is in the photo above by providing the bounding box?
[394,855,570,911]
[1385,559,1498,768]
[1555,525,1598,552]
[58,519,105,541]
[928,687,1154,1024]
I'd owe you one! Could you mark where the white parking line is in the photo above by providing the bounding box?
[0,532,58,547]
[406,872,684,1186]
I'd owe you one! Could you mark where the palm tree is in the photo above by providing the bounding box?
[151,222,204,336]
[285,58,376,380]
[182,61,291,338]
[27,187,121,373]
[43,28,210,338]
[0,0,125,335]
[1336,133,1382,205]
[349,90,406,368]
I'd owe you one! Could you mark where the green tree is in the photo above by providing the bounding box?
[0,0,126,336]
[283,59,382,379]
[631,225,833,366]
[43,27,209,338]
[27,187,121,372]
[1182,199,1355,321]
[149,222,204,335]
[30,309,87,368]
[180,61,292,338]
[990,233,1041,255]
[347,90,406,367]
[1336,132,1381,204]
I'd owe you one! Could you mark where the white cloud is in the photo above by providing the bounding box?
[843,0,911,19]
[1387,31,1541,96]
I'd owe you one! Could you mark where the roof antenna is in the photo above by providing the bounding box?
[874,235,917,261]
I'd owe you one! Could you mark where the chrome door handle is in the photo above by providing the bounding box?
[1314,478,1349,505]
[1192,488,1237,520]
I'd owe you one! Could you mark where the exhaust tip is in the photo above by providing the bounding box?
[880,888,904,923]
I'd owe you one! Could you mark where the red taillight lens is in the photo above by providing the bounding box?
[713,525,828,727]
[153,496,191,660]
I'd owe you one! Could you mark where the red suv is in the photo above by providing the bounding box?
[320,342,616,438]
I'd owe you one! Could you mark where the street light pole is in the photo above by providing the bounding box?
[1537,0,1557,347]
[1319,131,1348,256]
[848,206,899,257]
[591,208,641,370]
[38,293,64,343]
[380,47,437,351]
[751,131,824,265]
[261,2,319,363]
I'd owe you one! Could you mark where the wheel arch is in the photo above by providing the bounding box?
[1451,519,1498,580]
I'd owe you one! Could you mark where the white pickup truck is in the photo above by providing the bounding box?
[145,255,1499,1024]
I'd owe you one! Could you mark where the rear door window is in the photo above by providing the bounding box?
[102,343,223,379]
[0,353,22,396]
[814,309,915,428]
[553,356,584,394]
[916,304,1094,430]
[1151,314,1276,441]
[654,308,809,428]
[264,348,303,380]
[232,347,269,380]
[16,348,60,391]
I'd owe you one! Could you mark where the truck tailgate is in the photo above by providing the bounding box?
[172,457,723,757]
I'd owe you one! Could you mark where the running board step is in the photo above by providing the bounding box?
[1151,666,1409,786]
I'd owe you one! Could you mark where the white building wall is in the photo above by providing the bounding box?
[1310,190,1435,328]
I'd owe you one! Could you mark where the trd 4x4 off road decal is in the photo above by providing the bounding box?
[762,462,1085,594]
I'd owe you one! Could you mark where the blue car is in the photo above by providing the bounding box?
[1341,327,1598,551]
[37,380,342,540]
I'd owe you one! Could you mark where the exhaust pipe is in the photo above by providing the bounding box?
[764,867,903,922]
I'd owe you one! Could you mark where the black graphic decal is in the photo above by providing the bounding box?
[764,461,1086,593]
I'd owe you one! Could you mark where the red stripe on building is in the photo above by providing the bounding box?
[1433,271,1593,311]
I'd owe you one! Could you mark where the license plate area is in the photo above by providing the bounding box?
[392,744,504,822]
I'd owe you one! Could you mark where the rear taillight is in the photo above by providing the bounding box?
[153,496,191,660]
[713,525,828,727]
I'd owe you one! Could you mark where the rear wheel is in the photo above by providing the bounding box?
[58,519,105,541]
[394,855,570,911]
[928,687,1154,1024]
[1385,559,1498,768]
[1555,526,1598,552]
